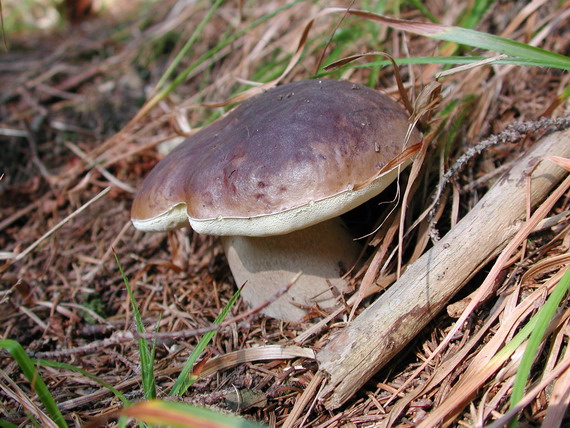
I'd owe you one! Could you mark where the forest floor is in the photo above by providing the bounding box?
[1,0,570,426]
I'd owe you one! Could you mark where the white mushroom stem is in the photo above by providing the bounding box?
[222,218,361,322]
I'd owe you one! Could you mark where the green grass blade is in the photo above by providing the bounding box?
[407,0,439,23]
[146,0,303,110]
[561,83,570,100]
[114,253,156,400]
[34,359,130,406]
[117,416,129,428]
[170,288,241,397]
[432,27,570,70]
[149,313,162,391]
[508,266,570,427]
[456,0,494,29]
[0,340,67,428]
[489,316,539,367]
[0,420,20,428]
[27,414,42,428]
[320,55,554,76]
[347,10,570,71]
[154,0,225,92]
[122,399,265,428]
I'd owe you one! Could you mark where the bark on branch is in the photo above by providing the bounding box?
[317,128,570,410]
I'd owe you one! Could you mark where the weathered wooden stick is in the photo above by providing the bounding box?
[317,128,570,410]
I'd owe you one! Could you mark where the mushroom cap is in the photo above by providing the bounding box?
[131,79,421,237]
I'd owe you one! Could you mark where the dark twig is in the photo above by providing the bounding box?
[429,115,570,240]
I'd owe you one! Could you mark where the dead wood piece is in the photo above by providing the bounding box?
[316,128,570,410]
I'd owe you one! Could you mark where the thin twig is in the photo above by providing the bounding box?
[13,187,111,262]
[430,115,570,239]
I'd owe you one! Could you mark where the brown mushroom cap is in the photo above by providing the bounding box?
[131,79,421,236]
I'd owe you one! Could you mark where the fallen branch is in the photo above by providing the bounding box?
[316,127,570,410]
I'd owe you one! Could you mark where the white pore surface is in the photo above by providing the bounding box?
[131,203,189,232]
[193,164,408,237]
[131,163,410,237]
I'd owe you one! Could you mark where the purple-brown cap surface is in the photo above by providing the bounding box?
[131,79,421,236]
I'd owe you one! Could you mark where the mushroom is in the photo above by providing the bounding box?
[131,79,421,321]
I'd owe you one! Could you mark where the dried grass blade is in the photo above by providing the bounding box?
[417,266,570,427]
[282,371,325,428]
[435,54,509,78]
[13,187,111,262]
[500,0,549,37]
[62,141,135,193]
[199,345,315,378]
[486,349,570,428]
[542,343,570,427]
[293,306,344,345]
[153,0,225,94]
[508,265,570,426]
[547,156,570,171]
[397,130,431,278]
[521,253,570,285]
[132,0,304,122]
[418,167,570,387]
[323,51,413,114]
[0,370,57,428]
[348,208,401,321]
[0,340,67,428]
[202,14,315,108]
[353,143,421,191]
[384,296,506,426]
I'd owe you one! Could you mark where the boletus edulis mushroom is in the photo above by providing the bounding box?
[131,79,421,321]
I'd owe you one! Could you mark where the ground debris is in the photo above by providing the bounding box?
[1,0,570,426]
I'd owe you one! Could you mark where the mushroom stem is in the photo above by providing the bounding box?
[222,218,361,322]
